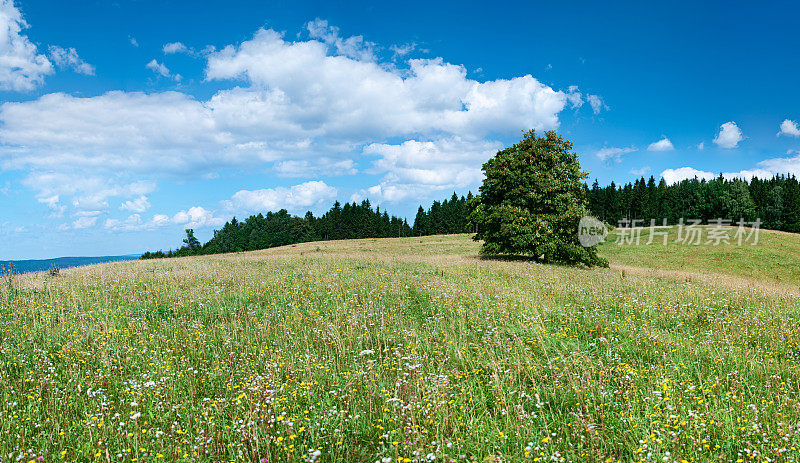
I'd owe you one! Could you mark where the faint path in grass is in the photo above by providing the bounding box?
[610,262,800,298]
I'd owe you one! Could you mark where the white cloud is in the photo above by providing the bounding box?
[660,167,715,185]
[205,28,567,138]
[0,0,53,90]
[697,141,704,150]
[105,214,144,231]
[390,42,416,59]
[172,206,225,228]
[105,212,177,232]
[566,85,583,109]
[660,163,779,186]
[779,119,800,137]
[224,180,338,213]
[163,42,189,54]
[647,137,674,152]
[587,94,607,114]
[120,195,150,213]
[360,137,500,202]
[146,59,169,77]
[70,210,103,230]
[72,215,98,229]
[595,146,636,162]
[1,23,575,219]
[630,166,651,176]
[757,153,800,177]
[129,36,139,47]
[48,46,95,75]
[146,59,180,81]
[306,18,376,61]
[713,121,743,149]
[722,169,773,181]
[106,208,222,232]
[0,91,226,173]
[19,171,155,215]
[273,158,356,177]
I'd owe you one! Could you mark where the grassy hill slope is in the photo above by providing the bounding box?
[597,226,800,291]
[1,234,799,462]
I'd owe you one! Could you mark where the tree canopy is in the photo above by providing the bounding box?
[141,193,473,259]
[586,174,800,232]
[469,130,608,267]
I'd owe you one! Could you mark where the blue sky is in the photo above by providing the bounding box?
[0,0,799,259]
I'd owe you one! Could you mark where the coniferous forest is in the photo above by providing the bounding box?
[141,174,800,259]
[141,193,473,258]
[587,174,800,231]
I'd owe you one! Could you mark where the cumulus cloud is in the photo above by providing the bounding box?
[713,121,743,149]
[0,91,227,173]
[595,146,636,162]
[757,153,800,177]
[105,214,151,232]
[205,28,567,138]
[659,150,800,185]
[779,119,800,137]
[146,59,180,80]
[306,18,376,61]
[72,215,98,229]
[660,166,777,185]
[0,0,53,90]
[105,209,218,232]
[163,42,189,54]
[660,167,716,185]
[48,46,95,75]
[566,85,583,109]
[1,23,576,220]
[107,181,335,232]
[120,195,150,213]
[358,137,500,202]
[223,180,338,213]
[19,171,154,217]
[390,42,416,59]
[172,206,225,228]
[647,137,674,152]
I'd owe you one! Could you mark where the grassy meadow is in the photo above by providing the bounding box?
[2,233,800,462]
[598,225,800,290]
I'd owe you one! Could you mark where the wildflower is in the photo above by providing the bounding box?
[358,350,375,356]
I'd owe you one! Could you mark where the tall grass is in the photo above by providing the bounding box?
[0,234,799,462]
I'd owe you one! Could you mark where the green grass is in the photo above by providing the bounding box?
[2,233,800,462]
[598,225,800,285]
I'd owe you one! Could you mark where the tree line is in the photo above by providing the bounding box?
[586,174,800,231]
[140,193,474,259]
[141,172,800,260]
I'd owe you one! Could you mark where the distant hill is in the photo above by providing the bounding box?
[0,255,139,275]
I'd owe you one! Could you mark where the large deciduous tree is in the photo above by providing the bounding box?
[469,130,608,267]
